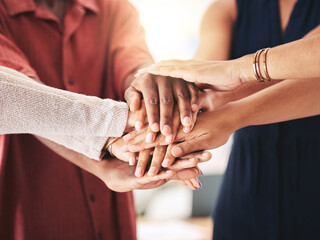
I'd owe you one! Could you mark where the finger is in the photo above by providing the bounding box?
[129,152,137,166]
[141,74,160,132]
[135,100,147,130]
[173,79,193,130]
[138,169,174,185]
[124,86,141,112]
[190,177,201,189]
[171,136,206,158]
[168,157,199,171]
[145,126,157,143]
[170,105,181,143]
[148,145,167,177]
[177,150,212,163]
[157,76,174,137]
[170,168,199,181]
[135,149,152,177]
[184,179,197,190]
[187,83,200,112]
[162,144,175,168]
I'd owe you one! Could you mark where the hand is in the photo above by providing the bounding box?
[99,157,202,192]
[136,59,245,91]
[123,106,237,157]
[126,100,147,132]
[124,73,200,142]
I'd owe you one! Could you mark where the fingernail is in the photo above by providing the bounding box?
[198,180,203,189]
[135,167,143,177]
[183,127,191,133]
[162,158,170,167]
[135,121,143,130]
[172,146,183,157]
[192,104,198,112]
[129,157,135,166]
[162,125,171,135]
[202,152,209,157]
[151,123,160,132]
[148,167,157,176]
[165,135,173,143]
[183,116,192,126]
[122,134,132,142]
[189,158,196,162]
[200,170,204,176]
[146,133,154,143]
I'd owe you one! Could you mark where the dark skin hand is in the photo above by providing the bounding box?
[125,73,200,144]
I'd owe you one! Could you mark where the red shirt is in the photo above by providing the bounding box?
[0,0,152,239]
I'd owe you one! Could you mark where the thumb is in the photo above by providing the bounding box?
[124,86,141,112]
[171,136,206,157]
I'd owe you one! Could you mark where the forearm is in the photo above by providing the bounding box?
[231,78,320,129]
[238,34,320,82]
[0,66,128,137]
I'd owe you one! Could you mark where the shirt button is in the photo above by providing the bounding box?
[97,232,102,239]
[67,78,74,85]
[89,194,95,202]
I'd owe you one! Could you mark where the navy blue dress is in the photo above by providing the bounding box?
[212,1,320,239]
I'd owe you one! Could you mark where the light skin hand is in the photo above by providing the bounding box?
[123,107,236,158]
[36,136,201,192]
[124,73,200,143]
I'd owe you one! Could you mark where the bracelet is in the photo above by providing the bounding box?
[263,48,272,81]
[101,137,121,159]
[253,48,272,82]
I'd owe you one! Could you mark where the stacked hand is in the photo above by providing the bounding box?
[107,72,239,191]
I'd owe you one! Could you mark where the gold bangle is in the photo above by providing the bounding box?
[263,47,272,81]
[103,137,121,158]
[253,49,261,81]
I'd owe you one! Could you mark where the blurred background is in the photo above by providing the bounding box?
[129,0,232,239]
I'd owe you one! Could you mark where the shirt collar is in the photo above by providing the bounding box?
[4,0,99,16]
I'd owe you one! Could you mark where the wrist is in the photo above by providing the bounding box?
[236,54,256,84]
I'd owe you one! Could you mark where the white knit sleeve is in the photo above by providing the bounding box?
[0,66,128,137]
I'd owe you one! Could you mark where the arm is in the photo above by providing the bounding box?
[125,77,320,156]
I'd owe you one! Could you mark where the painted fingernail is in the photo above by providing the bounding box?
[135,167,143,177]
[172,146,183,157]
[151,123,160,132]
[200,170,204,176]
[135,121,143,130]
[148,167,157,176]
[165,135,173,143]
[162,125,171,135]
[198,180,203,189]
[129,157,135,166]
[189,158,196,162]
[192,104,199,112]
[122,134,132,142]
[183,116,192,126]
[146,133,154,143]
[162,158,170,167]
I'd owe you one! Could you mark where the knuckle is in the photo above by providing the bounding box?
[161,116,172,124]
[146,97,159,105]
[176,91,190,100]
[160,96,173,105]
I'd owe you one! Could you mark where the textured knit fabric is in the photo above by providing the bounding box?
[0,66,129,160]
[0,0,153,239]
[212,1,320,240]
